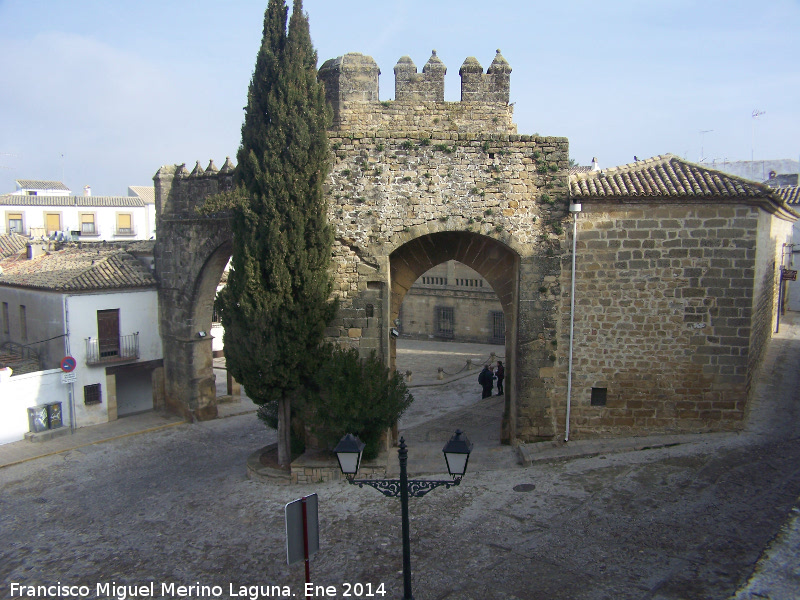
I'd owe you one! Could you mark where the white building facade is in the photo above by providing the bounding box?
[0,246,163,442]
[2,180,156,241]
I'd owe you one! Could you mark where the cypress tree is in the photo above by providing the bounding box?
[214,0,335,467]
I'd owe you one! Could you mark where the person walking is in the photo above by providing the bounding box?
[478,364,494,399]
[495,360,505,395]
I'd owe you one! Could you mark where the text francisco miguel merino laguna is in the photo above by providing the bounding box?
[10,582,307,599]
[9,581,388,598]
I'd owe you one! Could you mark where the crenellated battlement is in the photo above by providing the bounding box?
[319,50,514,134]
[459,50,511,103]
[393,50,447,102]
[154,158,235,220]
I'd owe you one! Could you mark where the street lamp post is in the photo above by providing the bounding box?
[334,430,473,600]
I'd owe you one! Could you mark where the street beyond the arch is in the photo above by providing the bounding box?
[1,329,799,599]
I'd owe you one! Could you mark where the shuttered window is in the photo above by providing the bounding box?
[45,213,61,233]
[116,213,133,234]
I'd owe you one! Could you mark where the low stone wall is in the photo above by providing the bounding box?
[290,449,388,485]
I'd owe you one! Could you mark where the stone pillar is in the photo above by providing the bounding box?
[162,335,218,422]
[105,373,118,421]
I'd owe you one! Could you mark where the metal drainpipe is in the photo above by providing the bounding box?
[565,202,582,442]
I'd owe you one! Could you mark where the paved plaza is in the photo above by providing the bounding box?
[1,327,800,599]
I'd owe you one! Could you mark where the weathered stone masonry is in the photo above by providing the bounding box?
[318,51,571,442]
[154,50,572,443]
[562,159,796,438]
[153,49,796,446]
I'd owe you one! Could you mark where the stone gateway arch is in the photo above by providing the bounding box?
[154,50,795,444]
[155,51,568,443]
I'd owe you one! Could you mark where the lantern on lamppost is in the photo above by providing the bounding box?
[334,430,473,600]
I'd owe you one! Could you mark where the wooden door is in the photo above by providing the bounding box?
[97,309,120,358]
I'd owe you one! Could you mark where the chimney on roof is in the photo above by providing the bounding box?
[26,243,44,260]
[591,157,600,171]
[83,185,91,197]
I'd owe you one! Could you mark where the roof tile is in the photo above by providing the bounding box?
[0,247,156,291]
[569,154,791,211]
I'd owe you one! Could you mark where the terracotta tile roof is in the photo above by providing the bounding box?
[75,196,145,207]
[15,179,70,192]
[0,233,29,258]
[0,195,74,207]
[0,194,145,207]
[774,186,800,205]
[0,247,156,291]
[570,154,780,201]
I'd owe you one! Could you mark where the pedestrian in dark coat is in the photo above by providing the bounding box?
[478,365,494,399]
[496,361,505,395]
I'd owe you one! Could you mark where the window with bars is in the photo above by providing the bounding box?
[491,311,505,343]
[436,306,454,338]
[84,383,102,405]
[591,387,608,406]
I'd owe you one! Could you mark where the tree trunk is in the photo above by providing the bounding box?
[277,397,292,468]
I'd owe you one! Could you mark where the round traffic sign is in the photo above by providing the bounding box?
[60,356,77,373]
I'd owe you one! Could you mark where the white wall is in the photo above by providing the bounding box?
[65,289,160,427]
[0,368,69,445]
[1,202,152,240]
[788,221,800,311]
[0,287,66,368]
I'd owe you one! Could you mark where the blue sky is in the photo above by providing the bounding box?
[1,0,798,196]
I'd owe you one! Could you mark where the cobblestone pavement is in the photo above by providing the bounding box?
[1,326,800,599]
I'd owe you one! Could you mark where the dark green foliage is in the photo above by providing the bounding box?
[211,0,334,464]
[304,345,414,460]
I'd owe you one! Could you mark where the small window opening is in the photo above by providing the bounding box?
[590,387,607,406]
[84,383,102,405]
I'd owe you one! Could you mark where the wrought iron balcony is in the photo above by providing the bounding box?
[85,333,139,365]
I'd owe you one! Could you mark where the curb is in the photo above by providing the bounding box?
[245,443,292,485]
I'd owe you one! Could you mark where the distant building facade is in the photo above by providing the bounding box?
[1,180,156,240]
[399,260,505,344]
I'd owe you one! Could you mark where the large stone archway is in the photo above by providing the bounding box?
[154,50,571,443]
[389,231,520,441]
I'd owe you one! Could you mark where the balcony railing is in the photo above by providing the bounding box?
[85,333,139,365]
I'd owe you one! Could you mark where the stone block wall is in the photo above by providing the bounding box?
[555,203,780,438]
[323,132,570,341]
[747,210,794,392]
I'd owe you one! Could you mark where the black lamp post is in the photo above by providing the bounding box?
[334,430,473,600]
